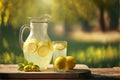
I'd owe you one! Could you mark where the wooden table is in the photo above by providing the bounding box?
[0,64,120,80]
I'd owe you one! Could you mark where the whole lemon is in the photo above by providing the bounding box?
[24,65,31,72]
[66,56,76,70]
[31,65,40,71]
[54,56,66,69]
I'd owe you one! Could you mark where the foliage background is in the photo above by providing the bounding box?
[0,0,120,67]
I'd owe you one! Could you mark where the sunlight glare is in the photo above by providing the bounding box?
[42,0,53,5]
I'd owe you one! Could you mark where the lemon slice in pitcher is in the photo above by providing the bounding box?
[48,40,53,51]
[23,39,38,53]
[54,43,66,50]
[37,41,49,57]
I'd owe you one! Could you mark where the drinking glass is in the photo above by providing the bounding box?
[53,41,67,72]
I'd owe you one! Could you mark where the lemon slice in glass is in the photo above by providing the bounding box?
[54,43,66,50]
[23,39,38,53]
[37,41,49,57]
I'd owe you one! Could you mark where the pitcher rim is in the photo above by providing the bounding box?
[28,14,51,23]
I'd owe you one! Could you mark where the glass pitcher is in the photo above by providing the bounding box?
[19,15,53,70]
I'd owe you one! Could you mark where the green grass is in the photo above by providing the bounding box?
[0,52,24,64]
[67,41,120,68]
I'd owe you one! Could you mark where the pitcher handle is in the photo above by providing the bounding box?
[19,24,30,49]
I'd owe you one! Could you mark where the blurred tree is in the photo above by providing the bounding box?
[52,0,96,23]
[106,0,119,31]
[93,0,119,31]
[0,0,119,34]
[93,0,106,31]
[0,0,50,28]
[52,0,119,32]
[52,0,96,33]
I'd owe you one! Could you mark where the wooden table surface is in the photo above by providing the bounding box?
[0,64,120,80]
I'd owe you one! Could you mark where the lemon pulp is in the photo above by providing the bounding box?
[23,39,38,53]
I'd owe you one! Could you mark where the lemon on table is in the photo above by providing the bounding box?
[66,56,76,70]
[24,65,31,72]
[54,43,66,50]
[23,39,38,53]
[54,56,66,69]
[37,41,49,57]
[31,65,40,71]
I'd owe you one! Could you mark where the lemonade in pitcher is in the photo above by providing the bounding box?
[53,41,67,62]
[19,15,53,70]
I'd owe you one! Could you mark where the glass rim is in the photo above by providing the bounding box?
[52,41,67,43]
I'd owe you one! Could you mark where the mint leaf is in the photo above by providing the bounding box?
[18,66,24,71]
[28,62,34,66]
[24,59,28,66]
[18,63,24,67]
[18,63,24,71]
[18,59,41,72]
